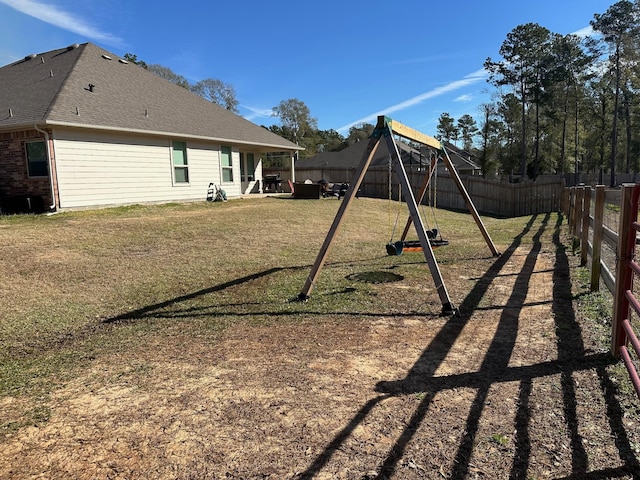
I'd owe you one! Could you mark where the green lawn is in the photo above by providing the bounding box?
[0,197,559,427]
[4,197,640,480]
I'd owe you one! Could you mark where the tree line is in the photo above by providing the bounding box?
[122,53,239,113]
[305,0,640,185]
[127,0,640,185]
[480,0,640,184]
[121,54,366,163]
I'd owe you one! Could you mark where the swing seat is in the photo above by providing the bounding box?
[386,229,449,256]
[386,241,405,256]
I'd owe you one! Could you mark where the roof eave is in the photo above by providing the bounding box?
[1,120,303,151]
[0,121,45,133]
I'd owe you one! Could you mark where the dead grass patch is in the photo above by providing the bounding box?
[1,197,639,478]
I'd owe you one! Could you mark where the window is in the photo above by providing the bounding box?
[221,146,233,183]
[246,153,255,181]
[239,152,255,182]
[26,141,48,177]
[172,141,189,183]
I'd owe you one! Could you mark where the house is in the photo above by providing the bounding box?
[293,137,431,184]
[440,142,482,176]
[0,43,302,213]
[294,137,482,184]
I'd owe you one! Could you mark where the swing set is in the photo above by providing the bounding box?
[385,149,449,256]
[297,115,499,316]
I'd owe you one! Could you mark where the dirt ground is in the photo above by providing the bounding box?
[1,216,640,479]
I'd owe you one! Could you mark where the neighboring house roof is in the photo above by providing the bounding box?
[0,43,301,152]
[298,137,483,175]
[442,143,482,172]
[297,138,431,170]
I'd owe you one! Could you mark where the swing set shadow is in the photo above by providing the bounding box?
[92,213,640,477]
[102,266,289,324]
[296,212,640,479]
[100,256,412,325]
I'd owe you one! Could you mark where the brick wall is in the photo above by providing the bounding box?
[0,129,53,211]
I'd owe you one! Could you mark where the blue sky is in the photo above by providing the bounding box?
[0,0,616,137]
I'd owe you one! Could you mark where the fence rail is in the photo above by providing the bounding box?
[566,184,640,399]
[610,185,640,398]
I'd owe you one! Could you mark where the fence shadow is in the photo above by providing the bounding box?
[551,213,640,479]
[296,212,639,480]
[94,211,639,479]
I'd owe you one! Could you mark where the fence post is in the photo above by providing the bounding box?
[572,186,584,253]
[562,187,570,216]
[575,186,584,237]
[569,187,577,240]
[581,187,591,267]
[591,185,605,291]
[611,184,639,357]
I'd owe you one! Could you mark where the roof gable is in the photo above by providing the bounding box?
[0,43,299,151]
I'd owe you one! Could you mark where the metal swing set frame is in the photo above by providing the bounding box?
[297,115,500,316]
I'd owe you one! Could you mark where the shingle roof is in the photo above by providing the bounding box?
[297,139,481,173]
[442,142,481,171]
[296,138,433,169]
[0,43,300,151]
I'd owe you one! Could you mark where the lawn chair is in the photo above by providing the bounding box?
[206,183,227,202]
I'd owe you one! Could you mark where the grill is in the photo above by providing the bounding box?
[263,175,282,192]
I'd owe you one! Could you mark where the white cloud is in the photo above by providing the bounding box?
[336,68,488,132]
[242,105,276,121]
[0,0,123,46]
[0,50,18,62]
[455,94,473,102]
[572,26,594,38]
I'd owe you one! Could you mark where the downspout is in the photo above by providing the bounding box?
[33,124,57,211]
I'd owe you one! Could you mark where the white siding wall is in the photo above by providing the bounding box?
[52,129,241,208]
[222,147,241,198]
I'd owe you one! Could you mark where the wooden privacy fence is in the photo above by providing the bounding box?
[425,175,562,217]
[292,166,564,217]
[567,184,640,398]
